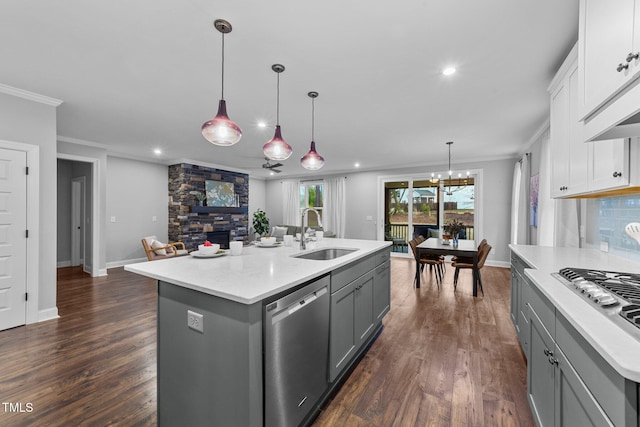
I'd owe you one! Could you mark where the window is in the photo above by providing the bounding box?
[300,181,324,227]
[381,174,478,254]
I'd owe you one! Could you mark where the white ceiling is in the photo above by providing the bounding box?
[0,0,579,178]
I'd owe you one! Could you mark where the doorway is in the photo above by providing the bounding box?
[379,171,482,257]
[57,158,95,275]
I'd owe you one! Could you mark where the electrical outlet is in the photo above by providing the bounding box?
[152,215,157,222]
[187,310,204,333]
[110,216,116,223]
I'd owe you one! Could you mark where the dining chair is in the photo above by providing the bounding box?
[452,239,487,265]
[452,243,491,295]
[409,237,444,288]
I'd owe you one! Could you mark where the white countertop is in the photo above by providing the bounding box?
[125,238,391,305]
[510,244,640,382]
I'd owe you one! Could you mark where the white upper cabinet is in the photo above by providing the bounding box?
[550,44,638,198]
[579,0,640,141]
[549,45,589,198]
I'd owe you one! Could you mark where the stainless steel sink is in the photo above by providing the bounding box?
[292,248,358,261]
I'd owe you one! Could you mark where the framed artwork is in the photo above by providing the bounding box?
[206,180,237,207]
[530,174,539,227]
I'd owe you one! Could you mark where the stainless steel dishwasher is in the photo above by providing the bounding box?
[264,275,330,427]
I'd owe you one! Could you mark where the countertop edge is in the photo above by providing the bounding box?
[125,239,392,305]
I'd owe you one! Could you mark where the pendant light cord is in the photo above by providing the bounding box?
[276,72,280,125]
[220,32,225,100]
[311,97,315,140]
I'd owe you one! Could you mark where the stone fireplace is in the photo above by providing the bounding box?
[168,163,249,251]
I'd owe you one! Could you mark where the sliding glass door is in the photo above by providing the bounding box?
[381,174,478,255]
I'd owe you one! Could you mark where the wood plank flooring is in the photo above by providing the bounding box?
[0,259,533,426]
[313,259,534,427]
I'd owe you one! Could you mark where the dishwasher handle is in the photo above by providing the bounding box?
[270,286,328,325]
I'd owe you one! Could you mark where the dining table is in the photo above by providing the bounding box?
[416,237,480,296]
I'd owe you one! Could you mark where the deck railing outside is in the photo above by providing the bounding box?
[386,224,475,252]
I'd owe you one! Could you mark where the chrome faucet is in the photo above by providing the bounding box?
[300,208,323,250]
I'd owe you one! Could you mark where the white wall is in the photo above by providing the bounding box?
[106,156,169,266]
[0,91,58,320]
[249,177,267,232]
[264,158,515,265]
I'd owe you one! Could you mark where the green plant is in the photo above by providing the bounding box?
[195,193,206,201]
[252,209,270,236]
[443,218,464,236]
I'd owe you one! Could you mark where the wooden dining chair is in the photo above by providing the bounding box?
[452,243,491,295]
[409,237,444,288]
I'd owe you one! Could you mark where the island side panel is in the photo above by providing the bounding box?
[157,281,263,427]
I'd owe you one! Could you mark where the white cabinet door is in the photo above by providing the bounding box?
[580,0,637,118]
[589,138,629,192]
[550,79,571,198]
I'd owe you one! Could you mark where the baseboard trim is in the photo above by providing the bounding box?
[106,258,147,269]
[37,307,59,323]
[57,260,72,268]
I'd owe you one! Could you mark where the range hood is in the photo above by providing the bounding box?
[583,77,640,142]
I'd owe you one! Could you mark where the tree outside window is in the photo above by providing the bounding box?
[300,182,324,227]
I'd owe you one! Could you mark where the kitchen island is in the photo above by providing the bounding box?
[509,245,640,427]
[125,238,391,427]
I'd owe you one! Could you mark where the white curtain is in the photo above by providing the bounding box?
[511,154,530,245]
[537,134,555,246]
[282,181,299,226]
[324,177,346,238]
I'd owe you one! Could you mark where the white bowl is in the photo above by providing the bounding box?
[260,237,276,246]
[198,243,220,254]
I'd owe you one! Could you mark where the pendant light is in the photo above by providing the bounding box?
[263,64,293,161]
[300,91,325,170]
[201,19,242,146]
[444,141,469,196]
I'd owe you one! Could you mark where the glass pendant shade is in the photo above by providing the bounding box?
[263,125,292,160]
[301,141,324,170]
[202,100,242,146]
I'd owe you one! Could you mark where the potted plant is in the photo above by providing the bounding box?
[195,192,207,207]
[252,209,270,238]
[443,218,464,246]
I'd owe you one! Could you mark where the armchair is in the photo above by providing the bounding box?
[141,236,189,261]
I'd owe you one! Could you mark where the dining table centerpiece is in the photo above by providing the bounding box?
[443,218,464,247]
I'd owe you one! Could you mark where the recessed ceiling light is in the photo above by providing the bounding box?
[153,149,162,155]
[269,171,275,176]
[257,121,267,128]
[443,67,456,76]
[354,162,360,168]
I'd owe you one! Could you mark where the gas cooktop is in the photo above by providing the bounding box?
[554,267,640,331]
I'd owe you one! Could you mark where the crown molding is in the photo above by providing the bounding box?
[0,83,63,106]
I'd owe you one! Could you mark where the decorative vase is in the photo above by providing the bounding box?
[453,234,459,247]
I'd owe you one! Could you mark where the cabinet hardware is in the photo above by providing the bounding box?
[626,52,640,63]
[613,171,622,178]
[543,348,553,357]
[548,356,559,366]
[617,63,629,72]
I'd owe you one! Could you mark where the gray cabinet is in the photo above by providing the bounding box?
[510,253,531,357]
[526,284,614,427]
[330,248,390,382]
[373,260,390,322]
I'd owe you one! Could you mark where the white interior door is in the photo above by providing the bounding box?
[0,148,27,331]
[71,177,84,266]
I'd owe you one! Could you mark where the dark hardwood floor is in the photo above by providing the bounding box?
[0,259,533,427]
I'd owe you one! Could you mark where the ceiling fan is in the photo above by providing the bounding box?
[262,158,283,173]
